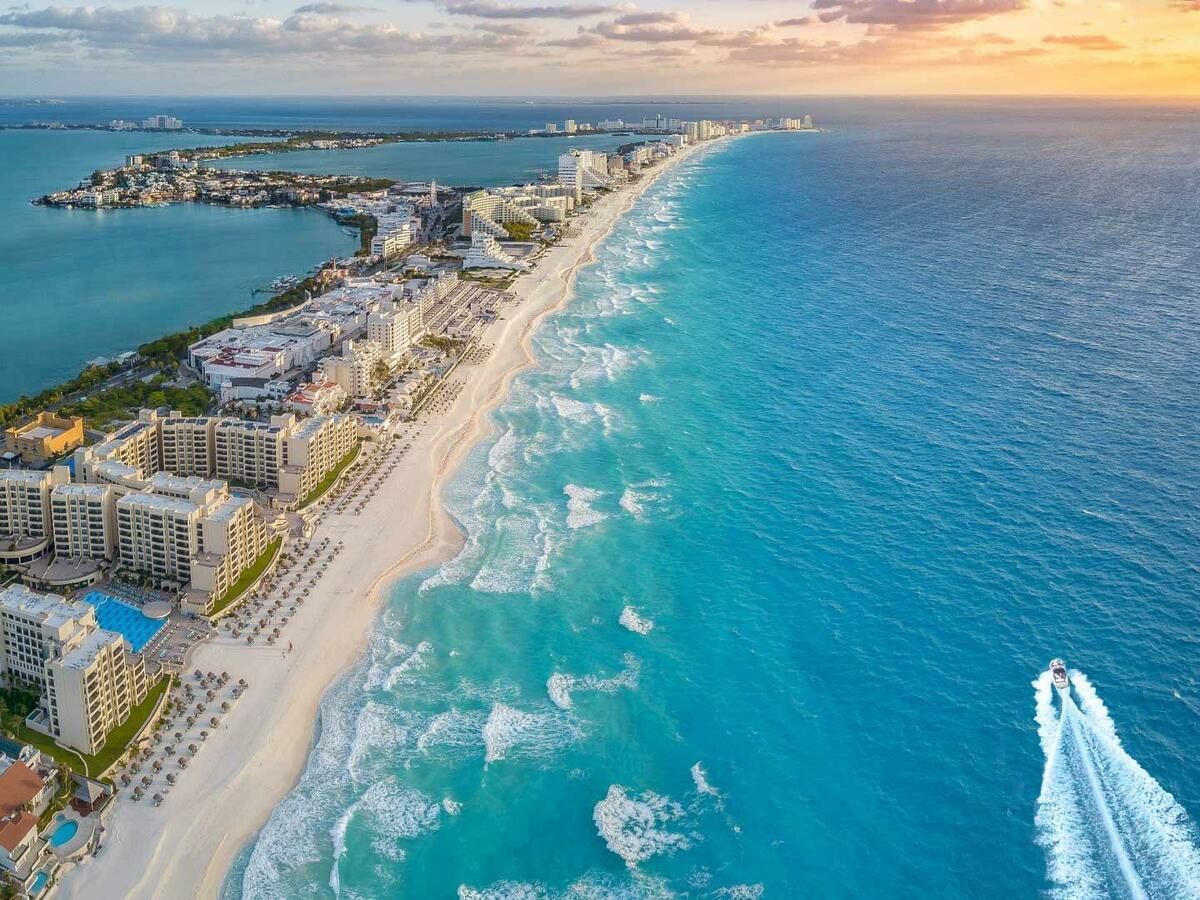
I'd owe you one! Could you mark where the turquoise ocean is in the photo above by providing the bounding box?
[226,105,1200,898]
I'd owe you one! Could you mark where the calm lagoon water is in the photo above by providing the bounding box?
[0,129,352,402]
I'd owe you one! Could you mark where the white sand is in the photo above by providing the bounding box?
[56,140,704,900]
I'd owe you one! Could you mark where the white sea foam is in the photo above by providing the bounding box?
[1034,669,1200,899]
[565,484,608,530]
[457,882,548,900]
[416,708,486,754]
[357,777,442,862]
[593,785,692,867]
[712,885,765,899]
[382,640,433,693]
[691,762,719,798]
[619,606,655,635]
[482,702,579,765]
[639,393,661,404]
[547,654,641,710]
[443,797,463,816]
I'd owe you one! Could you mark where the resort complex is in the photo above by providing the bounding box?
[0,107,812,899]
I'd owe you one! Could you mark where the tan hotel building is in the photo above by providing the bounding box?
[0,585,149,756]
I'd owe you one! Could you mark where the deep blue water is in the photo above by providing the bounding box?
[229,103,1200,899]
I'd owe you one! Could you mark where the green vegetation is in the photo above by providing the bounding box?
[15,677,170,777]
[503,222,536,241]
[0,683,40,736]
[298,442,362,509]
[344,213,378,256]
[208,538,282,619]
[59,377,212,430]
[37,766,75,830]
[0,361,123,430]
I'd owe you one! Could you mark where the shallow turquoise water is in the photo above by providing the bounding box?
[0,130,353,402]
[232,105,1200,899]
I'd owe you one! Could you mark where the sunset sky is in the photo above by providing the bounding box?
[2,0,1198,96]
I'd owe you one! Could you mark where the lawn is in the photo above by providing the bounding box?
[15,677,171,778]
[298,442,361,509]
[208,537,282,619]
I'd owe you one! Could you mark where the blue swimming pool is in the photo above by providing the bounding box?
[30,871,48,894]
[83,592,165,653]
[48,817,77,848]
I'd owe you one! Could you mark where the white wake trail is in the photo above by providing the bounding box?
[1034,670,1200,900]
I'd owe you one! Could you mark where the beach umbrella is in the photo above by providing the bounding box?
[221,702,230,712]
[165,746,174,756]
[178,758,188,769]
[131,763,140,774]
[210,717,219,728]
[200,731,209,741]
[120,774,131,786]
[133,787,143,799]
[186,717,195,727]
[153,760,162,772]
[239,678,247,687]
[141,775,152,787]
[188,744,198,756]
[153,794,163,807]
[206,690,216,700]
[166,774,176,785]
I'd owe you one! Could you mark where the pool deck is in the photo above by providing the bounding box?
[49,810,94,860]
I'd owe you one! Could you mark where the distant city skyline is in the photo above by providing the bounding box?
[1,0,1198,96]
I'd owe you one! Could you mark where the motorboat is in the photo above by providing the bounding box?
[1049,658,1069,691]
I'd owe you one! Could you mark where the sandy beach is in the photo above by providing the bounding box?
[55,139,705,900]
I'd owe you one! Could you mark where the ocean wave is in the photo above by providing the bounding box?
[619,606,655,635]
[593,785,692,867]
[546,653,640,710]
[416,707,487,755]
[483,702,580,765]
[565,484,608,530]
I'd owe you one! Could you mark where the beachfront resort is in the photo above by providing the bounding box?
[0,110,816,898]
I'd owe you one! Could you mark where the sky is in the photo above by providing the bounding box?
[1,0,1198,96]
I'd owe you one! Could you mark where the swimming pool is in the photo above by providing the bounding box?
[83,592,166,653]
[30,871,48,894]
[48,817,78,848]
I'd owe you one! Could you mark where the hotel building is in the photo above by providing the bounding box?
[160,416,216,477]
[214,418,288,488]
[318,340,385,399]
[0,468,69,566]
[279,415,357,501]
[367,301,424,364]
[3,413,84,466]
[49,483,117,562]
[558,150,614,202]
[0,585,149,756]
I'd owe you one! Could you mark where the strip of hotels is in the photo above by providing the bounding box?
[1,112,816,900]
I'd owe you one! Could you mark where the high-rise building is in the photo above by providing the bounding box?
[0,468,68,566]
[50,483,117,561]
[318,340,385,399]
[214,418,289,488]
[0,585,149,756]
[278,415,357,502]
[160,416,216,478]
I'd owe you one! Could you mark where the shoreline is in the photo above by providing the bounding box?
[54,136,712,900]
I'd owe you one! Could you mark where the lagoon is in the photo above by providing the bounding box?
[0,129,353,403]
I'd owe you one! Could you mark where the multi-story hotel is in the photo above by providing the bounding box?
[318,340,385,399]
[50,483,116,561]
[462,190,541,238]
[160,416,216,477]
[0,468,69,566]
[115,474,270,613]
[0,585,149,756]
[214,418,288,488]
[558,149,614,202]
[367,301,424,363]
[279,414,357,502]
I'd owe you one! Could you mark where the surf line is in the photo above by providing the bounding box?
[1063,695,1148,900]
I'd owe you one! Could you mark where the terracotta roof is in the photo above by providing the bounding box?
[0,763,45,816]
[0,811,36,853]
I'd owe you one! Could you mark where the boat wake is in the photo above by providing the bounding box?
[1034,670,1200,899]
